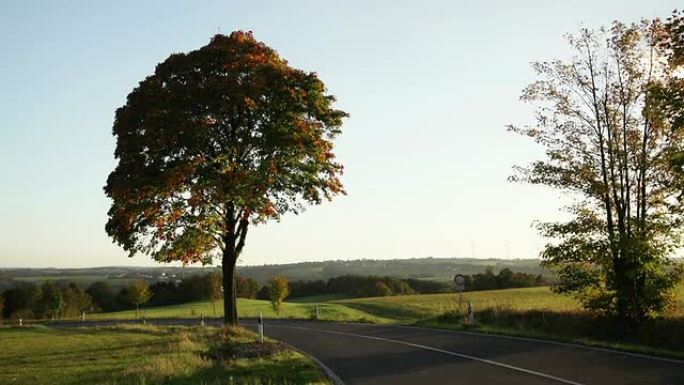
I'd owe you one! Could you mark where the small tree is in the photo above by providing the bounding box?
[86,281,115,312]
[373,281,393,297]
[247,278,260,299]
[267,275,290,314]
[40,281,63,320]
[62,283,93,318]
[129,279,152,318]
[206,272,223,317]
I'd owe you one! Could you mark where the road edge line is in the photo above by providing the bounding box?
[272,324,585,385]
[290,345,345,385]
[385,324,684,365]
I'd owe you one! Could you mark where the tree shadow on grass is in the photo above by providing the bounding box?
[337,302,426,322]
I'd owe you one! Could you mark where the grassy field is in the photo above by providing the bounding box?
[89,286,684,324]
[78,285,684,359]
[0,325,330,385]
[334,287,582,322]
[89,298,393,323]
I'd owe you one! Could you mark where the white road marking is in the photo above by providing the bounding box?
[389,324,684,365]
[269,324,585,385]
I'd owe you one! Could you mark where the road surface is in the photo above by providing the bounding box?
[52,319,683,385]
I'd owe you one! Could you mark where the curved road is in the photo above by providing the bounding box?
[53,319,683,385]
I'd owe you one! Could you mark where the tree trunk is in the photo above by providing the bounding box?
[222,252,238,326]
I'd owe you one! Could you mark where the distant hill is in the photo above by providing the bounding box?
[0,257,550,288]
[236,257,550,283]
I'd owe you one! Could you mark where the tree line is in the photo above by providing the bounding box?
[0,268,546,321]
[286,268,548,298]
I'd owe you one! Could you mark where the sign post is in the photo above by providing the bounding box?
[453,274,465,309]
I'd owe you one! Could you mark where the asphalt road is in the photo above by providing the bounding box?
[52,318,683,385]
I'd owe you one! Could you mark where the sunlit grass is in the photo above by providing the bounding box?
[89,285,684,324]
[0,325,330,385]
[334,287,581,322]
[89,298,391,323]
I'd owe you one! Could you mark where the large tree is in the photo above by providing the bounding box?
[105,31,346,326]
[509,19,683,325]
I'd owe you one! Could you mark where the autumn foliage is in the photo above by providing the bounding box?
[105,31,347,325]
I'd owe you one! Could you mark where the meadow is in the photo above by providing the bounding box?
[88,298,393,323]
[0,324,330,385]
[82,285,684,359]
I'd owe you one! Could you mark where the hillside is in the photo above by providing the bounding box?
[235,257,551,283]
[0,257,549,288]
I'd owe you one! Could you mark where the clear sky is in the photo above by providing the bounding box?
[0,1,679,268]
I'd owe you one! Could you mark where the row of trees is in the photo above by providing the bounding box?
[2,281,95,320]
[2,277,191,320]
[0,268,546,320]
[0,273,268,321]
[287,269,548,299]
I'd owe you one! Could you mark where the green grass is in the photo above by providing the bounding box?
[0,325,330,385]
[333,287,581,322]
[90,298,392,323]
[334,285,684,321]
[82,286,684,359]
[90,286,683,325]
[288,294,354,303]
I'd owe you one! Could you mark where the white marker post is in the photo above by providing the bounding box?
[257,312,264,343]
[466,301,474,325]
[315,304,320,320]
[18,318,22,327]
[200,314,205,327]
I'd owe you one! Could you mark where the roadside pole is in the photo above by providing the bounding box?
[453,274,465,310]
[466,301,474,325]
[258,311,264,343]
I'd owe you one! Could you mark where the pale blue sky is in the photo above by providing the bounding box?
[0,1,678,268]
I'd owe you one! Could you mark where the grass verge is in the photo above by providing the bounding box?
[416,308,684,360]
[0,324,331,385]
